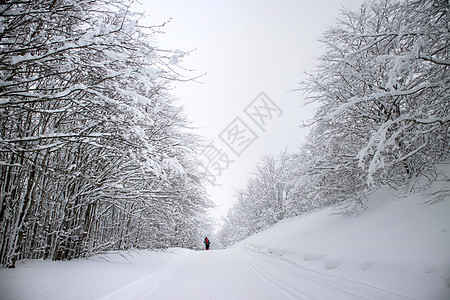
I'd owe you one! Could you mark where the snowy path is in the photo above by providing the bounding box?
[2,188,448,300]
[100,247,412,300]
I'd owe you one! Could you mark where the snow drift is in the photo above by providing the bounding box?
[236,185,450,299]
[0,182,448,299]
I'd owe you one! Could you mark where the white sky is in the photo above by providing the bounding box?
[138,0,365,228]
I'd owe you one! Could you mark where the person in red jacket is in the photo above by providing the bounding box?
[204,237,210,250]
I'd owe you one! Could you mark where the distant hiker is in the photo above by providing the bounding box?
[204,237,210,250]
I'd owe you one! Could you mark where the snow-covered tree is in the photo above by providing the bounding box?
[302,0,449,204]
[219,0,449,247]
[0,0,212,267]
[218,152,296,247]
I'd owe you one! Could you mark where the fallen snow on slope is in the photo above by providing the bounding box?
[237,186,450,300]
[0,250,175,300]
[0,183,448,299]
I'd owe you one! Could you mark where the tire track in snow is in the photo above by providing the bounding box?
[231,249,318,300]
[238,246,414,300]
[98,250,186,300]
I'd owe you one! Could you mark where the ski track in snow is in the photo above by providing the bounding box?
[231,246,414,300]
[98,250,187,300]
[230,249,317,300]
[97,247,414,300]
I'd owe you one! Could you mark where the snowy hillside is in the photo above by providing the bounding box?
[1,183,448,299]
[236,186,450,299]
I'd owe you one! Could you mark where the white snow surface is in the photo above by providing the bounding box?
[1,187,449,300]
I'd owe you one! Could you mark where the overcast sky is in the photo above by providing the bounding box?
[138,0,365,228]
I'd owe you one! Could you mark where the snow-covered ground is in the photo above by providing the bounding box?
[238,187,450,300]
[1,186,449,299]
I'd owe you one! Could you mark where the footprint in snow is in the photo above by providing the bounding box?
[324,258,341,270]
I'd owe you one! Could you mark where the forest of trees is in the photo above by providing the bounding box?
[0,0,212,268]
[1,0,448,263]
[218,0,449,247]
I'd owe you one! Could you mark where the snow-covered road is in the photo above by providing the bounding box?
[2,187,448,300]
[100,247,411,300]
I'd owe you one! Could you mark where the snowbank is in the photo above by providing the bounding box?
[0,250,178,300]
[0,179,448,300]
[236,186,450,299]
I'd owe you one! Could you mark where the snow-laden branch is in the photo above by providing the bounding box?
[418,54,450,66]
[325,82,441,121]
